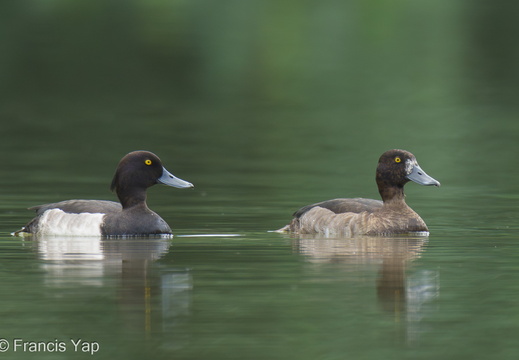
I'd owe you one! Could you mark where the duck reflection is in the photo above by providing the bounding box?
[293,235,439,341]
[25,235,191,341]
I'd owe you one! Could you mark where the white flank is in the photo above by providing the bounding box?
[37,209,105,236]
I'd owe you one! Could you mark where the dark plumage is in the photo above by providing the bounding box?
[278,149,440,236]
[15,151,194,237]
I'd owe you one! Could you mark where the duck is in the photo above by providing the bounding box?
[14,151,194,237]
[277,149,440,236]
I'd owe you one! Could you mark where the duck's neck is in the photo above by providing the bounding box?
[378,184,406,205]
[117,187,148,209]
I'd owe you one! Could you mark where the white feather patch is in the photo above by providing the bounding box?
[37,209,105,236]
[405,158,417,175]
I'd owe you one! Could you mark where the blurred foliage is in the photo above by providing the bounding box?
[2,0,518,107]
[1,0,519,196]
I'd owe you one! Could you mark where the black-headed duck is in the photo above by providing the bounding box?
[15,151,194,237]
[278,149,440,236]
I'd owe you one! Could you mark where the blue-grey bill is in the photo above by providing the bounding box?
[407,165,440,187]
[158,167,194,188]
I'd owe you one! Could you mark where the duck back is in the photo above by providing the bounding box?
[294,198,383,217]
[30,200,122,215]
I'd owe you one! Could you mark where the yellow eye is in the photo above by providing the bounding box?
[395,157,401,163]
[145,159,152,166]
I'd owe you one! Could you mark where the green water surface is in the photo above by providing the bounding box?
[2,1,519,359]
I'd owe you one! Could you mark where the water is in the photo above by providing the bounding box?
[2,1,519,359]
[2,229,519,359]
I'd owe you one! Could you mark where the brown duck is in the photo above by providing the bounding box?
[278,149,440,236]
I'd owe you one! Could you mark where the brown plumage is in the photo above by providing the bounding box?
[278,149,440,236]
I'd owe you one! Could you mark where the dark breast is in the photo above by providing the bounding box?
[101,205,172,236]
